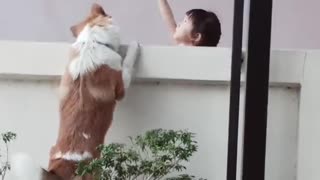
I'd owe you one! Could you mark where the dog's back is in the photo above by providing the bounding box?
[47,64,124,179]
[11,3,140,180]
[47,4,126,179]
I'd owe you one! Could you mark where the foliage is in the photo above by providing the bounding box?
[0,132,16,180]
[76,129,205,180]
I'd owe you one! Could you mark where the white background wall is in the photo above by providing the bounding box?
[297,51,320,180]
[0,0,319,49]
[0,80,299,180]
[0,42,307,180]
[0,0,319,175]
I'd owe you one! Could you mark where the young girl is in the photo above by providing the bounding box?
[158,0,221,46]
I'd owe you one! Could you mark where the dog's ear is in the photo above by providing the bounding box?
[91,3,107,16]
[70,3,107,38]
[70,21,86,38]
[70,25,79,38]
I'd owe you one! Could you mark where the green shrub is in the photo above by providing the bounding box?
[0,132,16,180]
[76,129,205,180]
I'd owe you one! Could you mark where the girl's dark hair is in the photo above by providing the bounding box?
[186,9,222,47]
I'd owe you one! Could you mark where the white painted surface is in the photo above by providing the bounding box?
[266,87,299,180]
[0,41,308,180]
[297,51,320,180]
[0,41,305,87]
[0,80,299,180]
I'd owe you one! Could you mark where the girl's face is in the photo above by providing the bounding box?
[173,15,194,45]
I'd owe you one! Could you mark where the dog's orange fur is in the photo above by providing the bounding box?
[47,4,126,180]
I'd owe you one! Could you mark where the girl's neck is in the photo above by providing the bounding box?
[177,42,194,46]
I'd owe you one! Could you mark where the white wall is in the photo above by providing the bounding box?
[0,41,307,180]
[0,0,320,49]
[297,51,320,180]
[0,80,299,180]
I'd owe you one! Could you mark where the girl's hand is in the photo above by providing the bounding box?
[158,0,177,34]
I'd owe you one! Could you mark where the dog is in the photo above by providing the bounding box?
[11,3,140,180]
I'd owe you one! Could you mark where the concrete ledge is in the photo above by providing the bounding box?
[0,41,305,86]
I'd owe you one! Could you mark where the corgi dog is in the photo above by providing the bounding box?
[11,3,140,180]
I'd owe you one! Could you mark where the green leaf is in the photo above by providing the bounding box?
[1,132,16,144]
[75,129,204,179]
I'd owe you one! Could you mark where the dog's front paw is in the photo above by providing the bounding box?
[126,41,141,59]
[129,41,139,46]
[129,41,141,50]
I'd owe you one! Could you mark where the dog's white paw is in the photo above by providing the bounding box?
[129,41,139,48]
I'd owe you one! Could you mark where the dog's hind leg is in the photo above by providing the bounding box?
[48,159,78,180]
[41,170,63,180]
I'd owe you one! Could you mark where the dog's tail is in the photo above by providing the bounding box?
[11,153,61,180]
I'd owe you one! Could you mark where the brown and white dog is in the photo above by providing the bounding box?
[11,3,140,180]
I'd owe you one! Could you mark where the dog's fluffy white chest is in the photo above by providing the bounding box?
[68,25,122,80]
[68,46,122,80]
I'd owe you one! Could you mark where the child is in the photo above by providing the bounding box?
[158,0,221,46]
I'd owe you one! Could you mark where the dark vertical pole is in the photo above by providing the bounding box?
[242,0,273,179]
[227,0,245,179]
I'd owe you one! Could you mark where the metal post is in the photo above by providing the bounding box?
[242,0,273,179]
[226,0,245,179]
